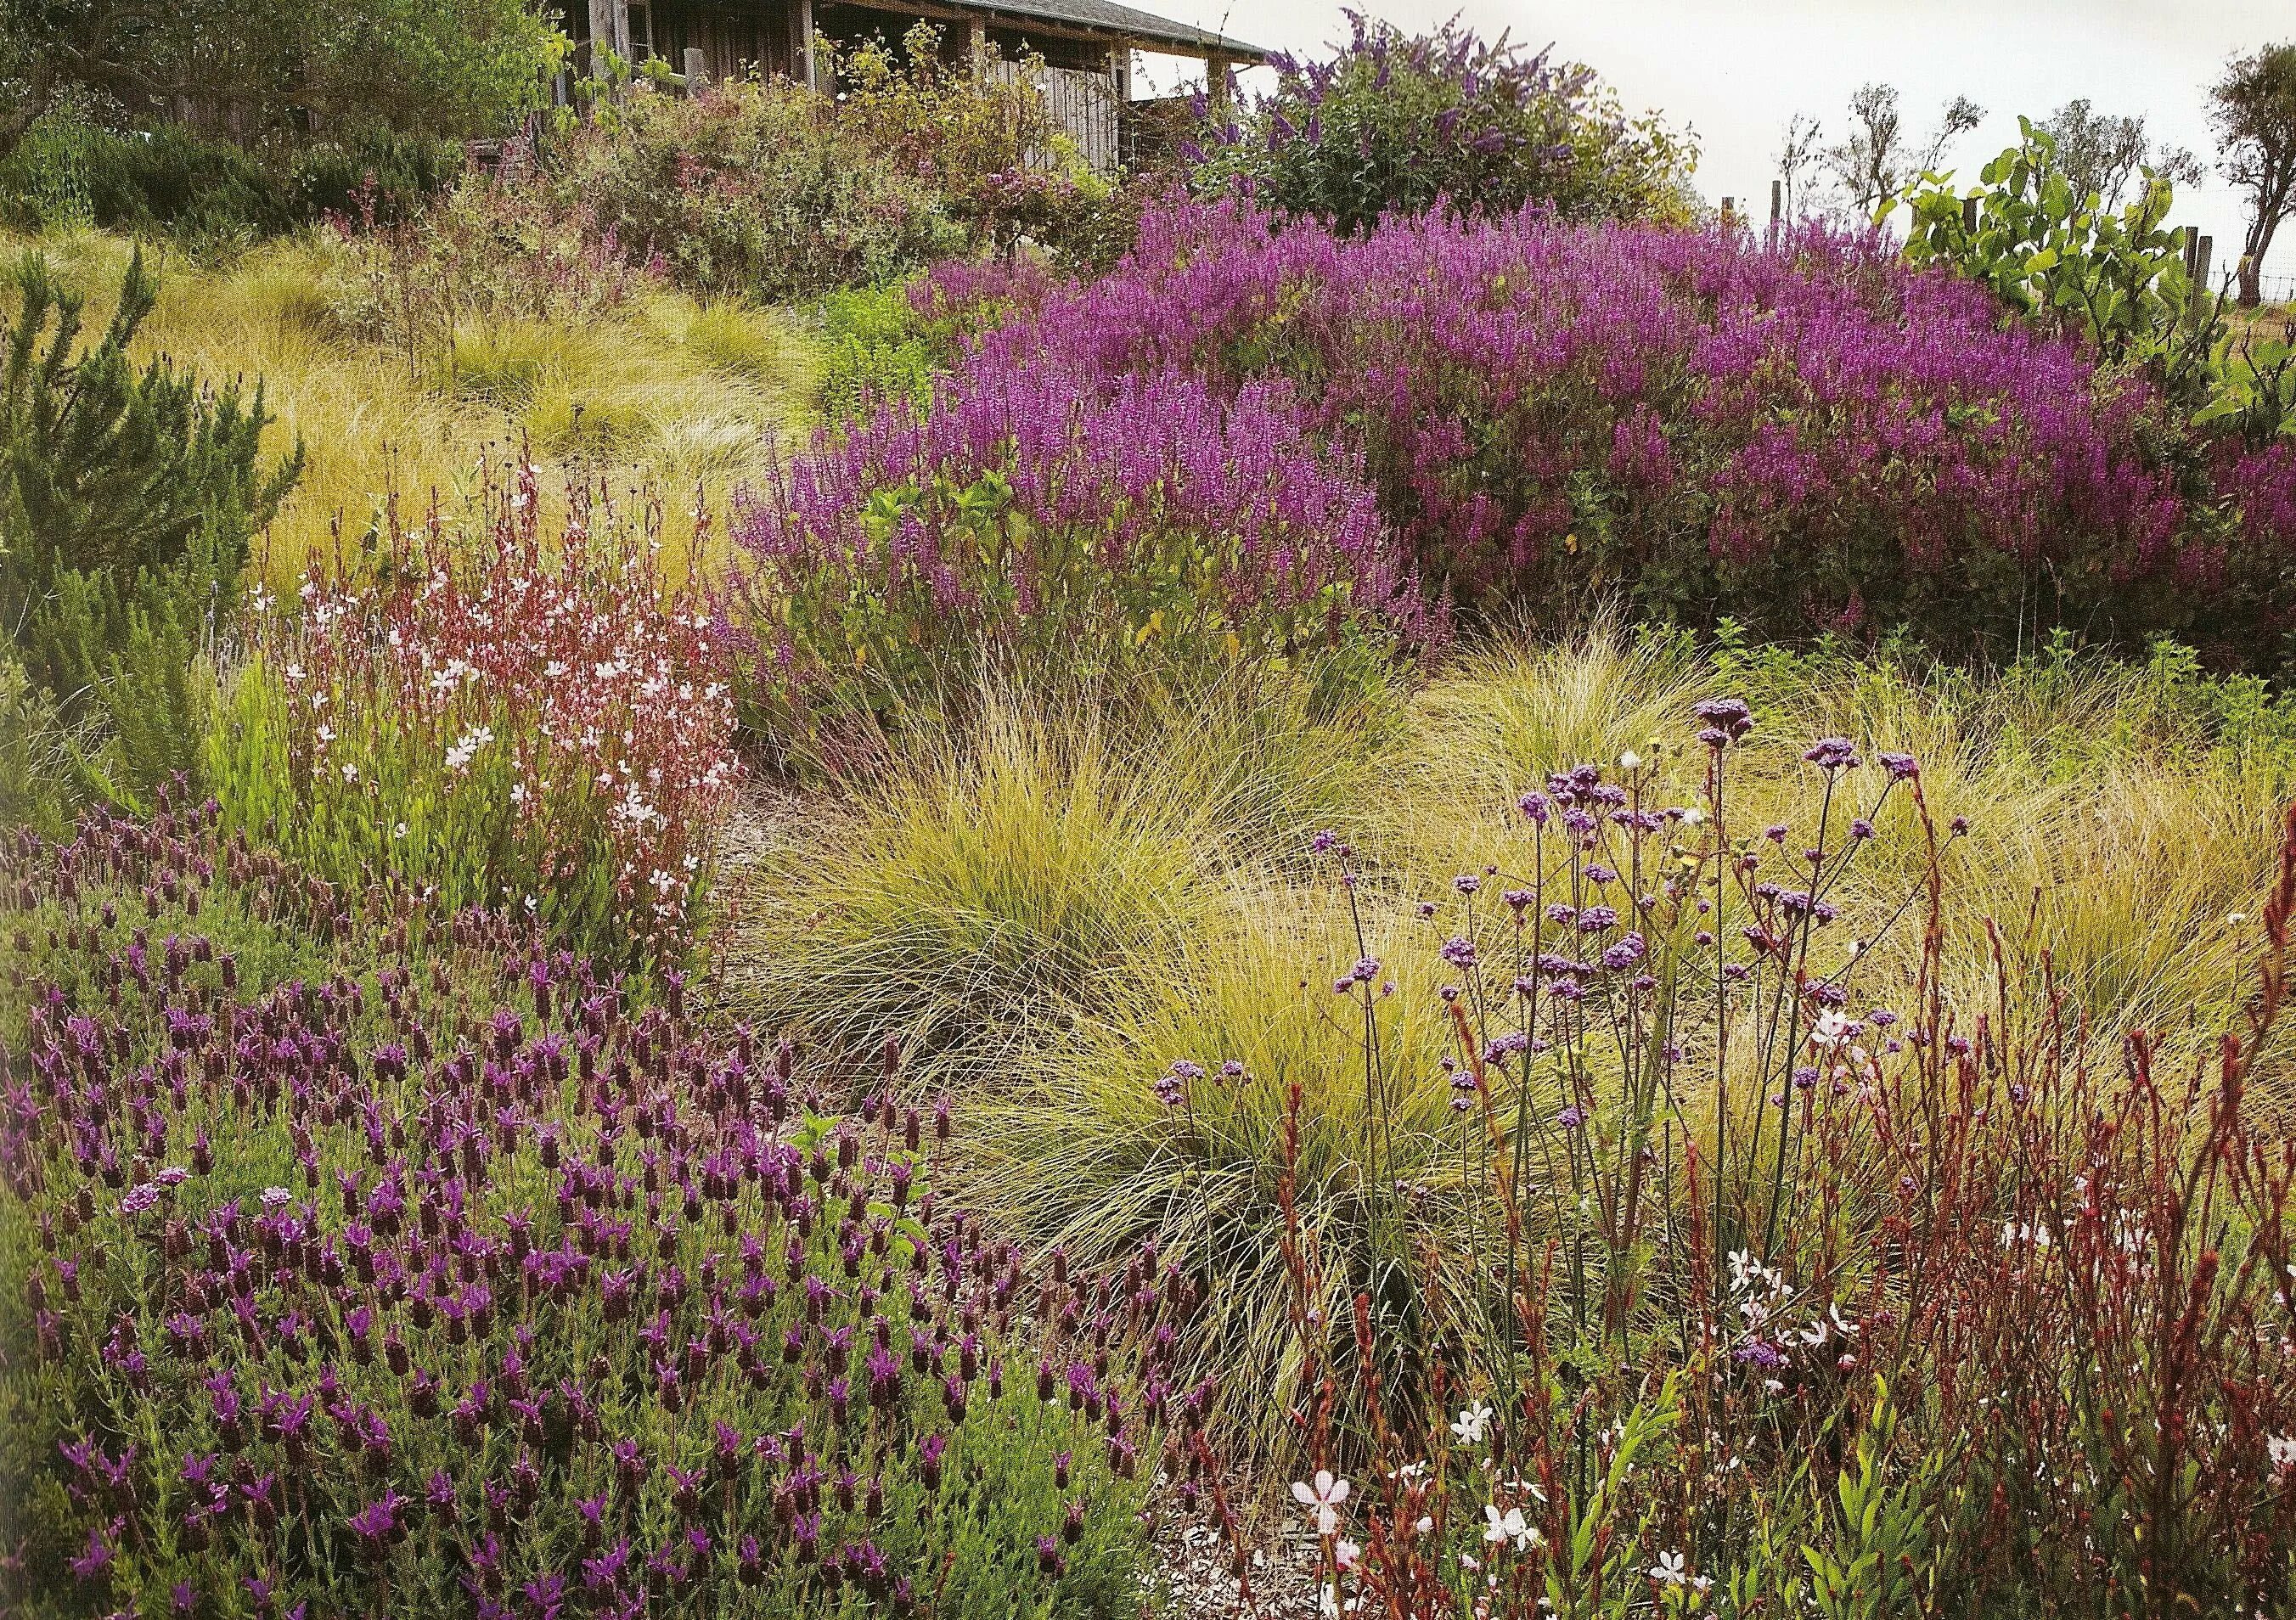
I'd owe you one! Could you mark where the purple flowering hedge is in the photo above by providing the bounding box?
[948,198,2296,664]
[0,796,1212,1614]
[732,355,1434,740]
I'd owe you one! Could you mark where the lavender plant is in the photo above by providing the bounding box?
[0,792,1211,1615]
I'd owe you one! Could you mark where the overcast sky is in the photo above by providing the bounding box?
[1133,1,2294,286]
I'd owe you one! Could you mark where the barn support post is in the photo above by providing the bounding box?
[791,0,818,89]
[587,0,632,70]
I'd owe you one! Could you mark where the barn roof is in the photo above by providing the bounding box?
[954,0,1266,59]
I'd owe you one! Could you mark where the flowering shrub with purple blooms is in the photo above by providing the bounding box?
[948,199,2290,662]
[731,357,1434,741]
[1185,13,1698,234]
[0,796,1207,1613]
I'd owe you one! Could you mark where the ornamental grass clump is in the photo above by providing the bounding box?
[1242,705,2296,1616]
[205,461,740,972]
[954,199,2271,663]
[730,357,1435,745]
[0,794,1211,1615]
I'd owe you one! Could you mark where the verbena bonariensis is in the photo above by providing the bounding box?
[210,463,739,973]
[0,795,1218,1615]
[1145,707,2294,1614]
[954,199,2249,659]
[729,356,1437,739]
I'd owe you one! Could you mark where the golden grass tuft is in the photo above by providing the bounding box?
[3,228,821,579]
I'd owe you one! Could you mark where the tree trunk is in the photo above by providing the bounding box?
[0,58,58,166]
[2243,215,2280,307]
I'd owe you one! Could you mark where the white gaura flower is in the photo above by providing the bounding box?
[1809,1009,1856,1049]
[2002,1220,2054,1251]
[1481,1505,1537,1552]
[1291,1471,1349,1537]
[1649,1550,1688,1586]
[1451,1402,1494,1446]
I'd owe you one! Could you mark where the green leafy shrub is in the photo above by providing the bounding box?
[1897,118,2223,404]
[543,25,1095,303]
[813,263,1047,424]
[287,124,469,224]
[0,114,462,245]
[816,281,948,424]
[0,248,300,810]
[0,116,289,242]
[545,74,945,301]
[1189,14,1699,233]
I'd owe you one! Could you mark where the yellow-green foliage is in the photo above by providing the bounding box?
[4,228,820,579]
[727,622,2296,1465]
[724,689,1235,1087]
[724,668,1403,1086]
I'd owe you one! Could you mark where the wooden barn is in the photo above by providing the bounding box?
[568,0,1266,170]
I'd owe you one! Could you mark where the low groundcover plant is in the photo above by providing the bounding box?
[0,791,1213,1614]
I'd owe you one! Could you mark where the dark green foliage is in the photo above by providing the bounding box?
[0,114,464,244]
[0,0,560,168]
[286,123,468,225]
[0,250,301,808]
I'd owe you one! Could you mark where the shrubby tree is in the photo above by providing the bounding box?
[1188,12,1699,233]
[1820,82,1984,217]
[1774,111,1826,221]
[1,250,300,807]
[2209,42,2296,306]
[0,0,559,162]
[2042,98,2203,212]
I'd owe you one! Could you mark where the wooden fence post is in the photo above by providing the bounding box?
[1770,179,1781,224]
[1961,194,1978,233]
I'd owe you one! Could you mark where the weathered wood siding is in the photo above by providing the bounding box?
[651,0,804,82]
[988,59,1121,173]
